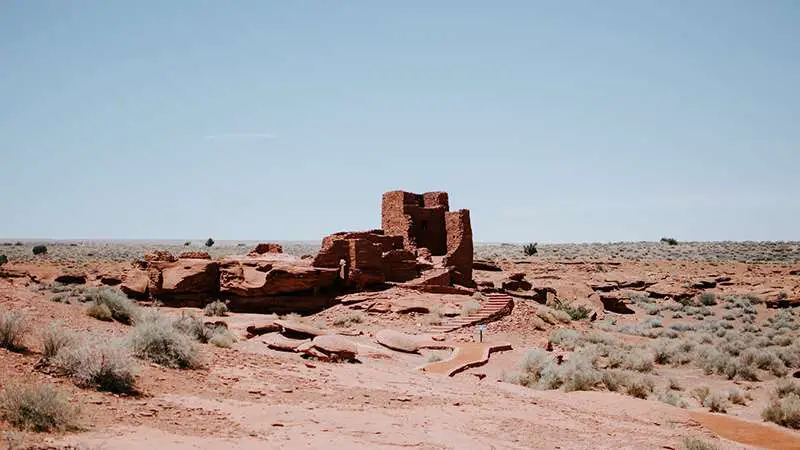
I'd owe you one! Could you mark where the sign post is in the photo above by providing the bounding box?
[477,324,485,343]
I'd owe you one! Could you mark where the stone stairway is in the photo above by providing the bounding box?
[428,293,514,334]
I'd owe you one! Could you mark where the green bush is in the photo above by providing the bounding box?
[0,254,7,266]
[0,383,79,432]
[660,237,679,246]
[205,238,215,248]
[32,245,47,255]
[553,300,591,321]
[523,242,538,256]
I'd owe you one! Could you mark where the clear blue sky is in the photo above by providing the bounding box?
[1,1,798,243]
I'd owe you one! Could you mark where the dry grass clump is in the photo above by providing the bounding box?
[703,390,730,413]
[128,313,200,369]
[660,390,689,408]
[84,287,139,324]
[0,383,80,432]
[203,300,228,317]
[682,436,719,450]
[728,388,747,406]
[332,312,364,327]
[86,302,113,321]
[762,380,800,429]
[41,323,76,360]
[698,293,717,306]
[0,307,28,351]
[52,340,137,394]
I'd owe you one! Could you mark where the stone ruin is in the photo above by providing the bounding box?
[120,190,474,313]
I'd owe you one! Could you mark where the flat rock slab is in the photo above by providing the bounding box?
[419,342,512,377]
[246,321,281,337]
[375,329,421,353]
[259,333,310,352]
[275,320,328,338]
[310,335,358,358]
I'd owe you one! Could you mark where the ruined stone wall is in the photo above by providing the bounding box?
[443,209,473,287]
[381,190,449,255]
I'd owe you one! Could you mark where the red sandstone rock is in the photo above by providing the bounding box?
[306,335,358,361]
[178,251,211,259]
[149,259,220,295]
[120,269,149,298]
[249,243,284,255]
[246,321,281,337]
[646,282,695,301]
[219,258,338,297]
[375,329,420,353]
[275,320,328,338]
[502,278,533,291]
[143,250,177,263]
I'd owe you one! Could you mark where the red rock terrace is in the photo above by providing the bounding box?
[120,190,474,313]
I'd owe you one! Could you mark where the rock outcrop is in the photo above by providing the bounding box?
[219,258,338,297]
[249,243,284,255]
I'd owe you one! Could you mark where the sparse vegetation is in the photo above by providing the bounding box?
[698,293,717,306]
[84,287,139,324]
[552,300,591,321]
[332,312,364,327]
[0,308,27,351]
[41,324,75,360]
[52,340,137,394]
[86,302,113,321]
[0,254,7,266]
[523,242,538,256]
[0,383,79,432]
[203,300,228,317]
[32,245,47,256]
[129,314,200,369]
[660,237,679,246]
[703,391,729,413]
[682,436,719,450]
[205,238,215,248]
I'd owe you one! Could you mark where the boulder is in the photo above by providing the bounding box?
[275,319,327,339]
[304,335,358,361]
[260,333,310,352]
[178,251,211,260]
[598,292,635,314]
[375,329,420,353]
[249,243,284,255]
[120,269,149,298]
[691,279,717,289]
[219,259,338,297]
[390,300,430,314]
[246,321,281,337]
[100,275,121,286]
[151,259,220,295]
[540,280,604,321]
[508,272,526,282]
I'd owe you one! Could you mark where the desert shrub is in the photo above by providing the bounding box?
[645,318,663,328]
[670,322,696,332]
[651,340,676,365]
[728,388,747,406]
[744,293,763,304]
[41,324,75,361]
[0,383,79,432]
[703,391,730,413]
[660,390,688,408]
[698,293,717,306]
[775,379,800,399]
[623,350,655,373]
[172,313,214,343]
[663,300,683,312]
[523,242,538,256]
[203,300,228,317]
[600,370,629,392]
[52,341,137,394]
[0,255,7,266]
[208,329,237,348]
[693,386,711,404]
[660,237,679,246]
[624,373,654,399]
[722,312,737,321]
[332,312,364,327]
[669,377,683,391]
[549,355,601,392]
[423,312,443,326]
[84,288,139,324]
[699,307,714,317]
[548,329,581,350]
[32,245,47,256]
[762,393,800,429]
[682,436,719,450]
[204,238,215,248]
[552,300,591,321]
[671,312,683,319]
[0,308,27,351]
[644,305,661,316]
[460,299,481,316]
[86,302,113,321]
[129,315,200,369]
[772,334,793,347]
[511,349,553,386]
[184,241,191,246]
